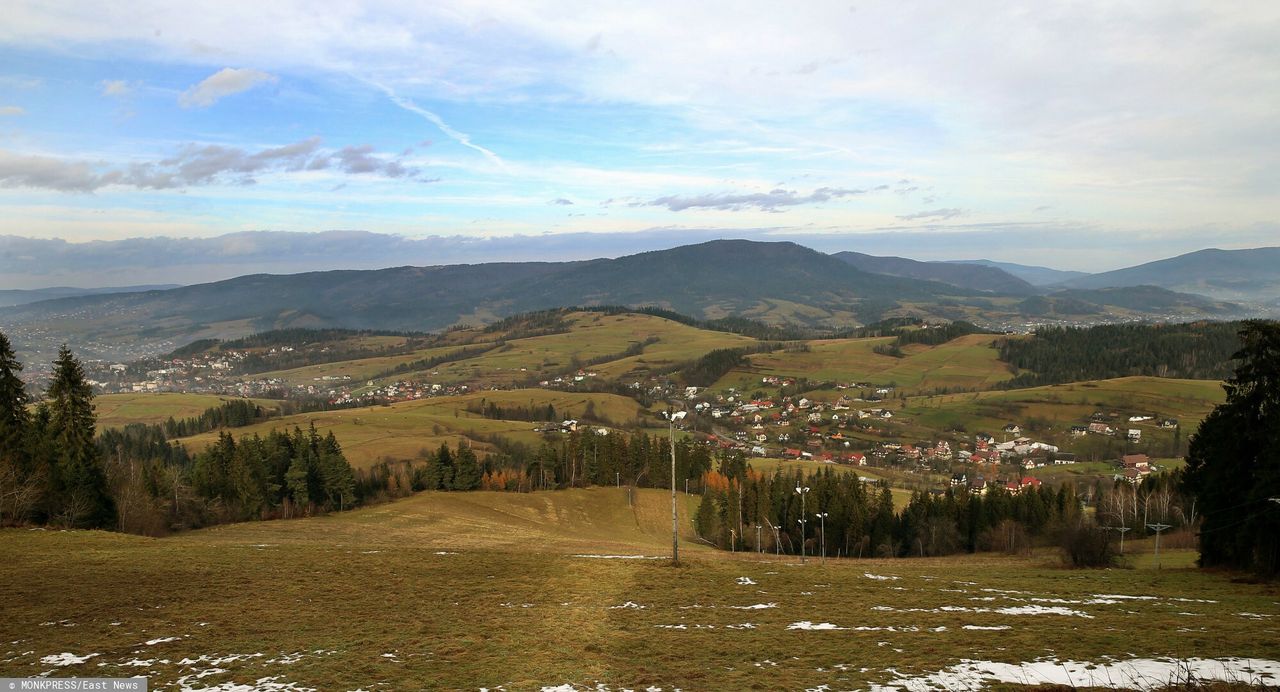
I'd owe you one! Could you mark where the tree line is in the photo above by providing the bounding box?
[996,321,1249,388]
[692,464,1083,559]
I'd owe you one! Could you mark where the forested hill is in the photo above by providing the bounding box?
[832,251,1037,295]
[997,321,1255,388]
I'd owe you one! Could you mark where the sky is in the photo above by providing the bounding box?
[0,1,1278,287]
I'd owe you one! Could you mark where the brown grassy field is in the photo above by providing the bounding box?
[1,488,1276,691]
[94,393,283,429]
[176,389,650,468]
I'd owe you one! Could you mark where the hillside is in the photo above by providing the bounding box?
[0,240,977,362]
[0,284,179,308]
[1018,285,1240,318]
[1055,246,1280,303]
[174,389,652,469]
[946,259,1089,286]
[4,488,1276,690]
[833,251,1037,295]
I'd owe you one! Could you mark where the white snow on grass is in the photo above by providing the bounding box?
[865,573,901,581]
[877,656,1280,691]
[1093,593,1158,601]
[787,621,847,630]
[572,554,662,560]
[40,652,98,666]
[176,674,316,691]
[963,625,1012,631]
[872,604,1092,618]
[726,623,757,630]
[144,636,182,645]
[730,603,777,610]
[1238,612,1276,619]
[996,605,1092,618]
[735,576,757,585]
[609,601,647,609]
[177,653,265,667]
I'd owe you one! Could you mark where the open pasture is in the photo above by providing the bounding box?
[2,488,1277,691]
[901,377,1223,441]
[95,393,283,429]
[715,334,1015,396]
[420,312,755,386]
[175,389,649,468]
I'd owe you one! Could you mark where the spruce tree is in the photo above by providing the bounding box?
[0,331,29,459]
[1184,320,1280,577]
[46,345,114,528]
[452,443,481,491]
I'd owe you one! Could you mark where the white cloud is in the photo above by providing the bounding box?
[0,106,25,116]
[179,67,276,108]
[0,137,423,192]
[99,79,133,97]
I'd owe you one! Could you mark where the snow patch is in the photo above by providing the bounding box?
[731,603,777,610]
[40,652,98,666]
[877,656,1280,691]
[144,636,182,645]
[609,601,647,609]
[963,625,1012,631]
[865,573,901,581]
[787,621,847,630]
[735,576,757,585]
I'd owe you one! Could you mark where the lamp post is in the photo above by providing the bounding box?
[663,409,687,566]
[815,512,829,565]
[795,485,810,564]
[755,524,763,554]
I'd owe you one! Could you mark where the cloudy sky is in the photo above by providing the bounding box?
[1,1,1277,286]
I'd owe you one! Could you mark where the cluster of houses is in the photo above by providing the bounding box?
[949,471,1043,495]
[1070,412,1178,443]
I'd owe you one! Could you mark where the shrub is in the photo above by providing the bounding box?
[1060,520,1117,568]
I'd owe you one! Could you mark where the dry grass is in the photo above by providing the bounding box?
[2,488,1276,690]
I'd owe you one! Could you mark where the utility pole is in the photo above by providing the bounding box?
[816,512,829,565]
[1147,522,1171,569]
[796,485,810,564]
[664,409,687,566]
[1105,525,1132,554]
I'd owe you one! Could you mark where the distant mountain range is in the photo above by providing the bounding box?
[0,239,1268,363]
[943,259,1090,287]
[0,285,180,308]
[1051,247,1280,303]
[833,252,1037,295]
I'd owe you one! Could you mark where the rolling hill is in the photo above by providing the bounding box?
[945,259,1090,286]
[1054,247,1280,303]
[833,251,1037,295]
[0,240,980,361]
[3,240,1268,365]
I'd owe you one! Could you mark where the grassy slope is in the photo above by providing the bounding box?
[422,312,755,386]
[900,377,1224,440]
[94,393,283,429]
[252,312,756,390]
[176,389,650,468]
[714,334,1015,395]
[1,488,1276,690]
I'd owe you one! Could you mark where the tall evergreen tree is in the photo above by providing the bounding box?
[46,345,114,528]
[1184,320,1280,577]
[0,331,28,459]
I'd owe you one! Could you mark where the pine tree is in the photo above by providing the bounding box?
[45,345,114,528]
